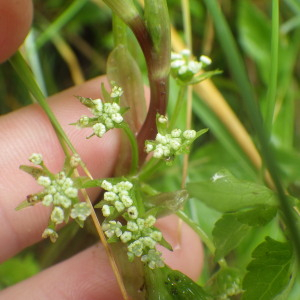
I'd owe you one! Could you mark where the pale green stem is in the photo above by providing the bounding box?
[176,210,215,254]
[121,124,139,175]
[169,85,186,128]
[36,0,89,49]
[265,0,279,137]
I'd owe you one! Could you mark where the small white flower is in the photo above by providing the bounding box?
[42,228,58,243]
[42,194,53,206]
[171,129,182,138]
[120,231,132,243]
[29,153,43,165]
[114,201,125,212]
[127,206,138,219]
[102,205,111,217]
[188,61,201,74]
[137,218,145,229]
[200,55,212,66]
[64,187,78,198]
[104,118,114,129]
[127,221,139,232]
[59,196,72,208]
[128,240,144,257]
[104,191,118,202]
[117,181,133,191]
[153,147,164,158]
[37,176,52,187]
[183,129,196,139]
[178,65,189,75]
[171,52,182,60]
[145,215,156,227]
[93,99,103,112]
[156,133,167,144]
[141,249,164,269]
[141,237,156,248]
[171,59,185,69]
[110,86,123,98]
[103,103,113,113]
[70,154,81,168]
[170,139,181,150]
[145,143,154,153]
[181,49,191,57]
[150,231,162,241]
[111,102,121,112]
[79,116,89,127]
[120,195,133,207]
[93,123,106,137]
[62,178,74,190]
[51,207,65,224]
[101,180,113,191]
[71,203,91,221]
[111,113,123,124]
[158,115,168,124]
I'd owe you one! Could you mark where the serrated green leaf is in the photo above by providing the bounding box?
[145,266,208,300]
[187,169,278,212]
[235,205,277,227]
[205,267,243,299]
[213,213,251,260]
[242,237,293,300]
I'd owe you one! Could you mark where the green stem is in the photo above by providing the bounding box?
[265,0,279,136]
[169,85,186,128]
[176,210,215,254]
[9,52,76,155]
[36,0,89,49]
[121,124,139,175]
[138,157,164,181]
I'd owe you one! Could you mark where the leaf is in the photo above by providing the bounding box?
[107,45,146,133]
[205,267,243,299]
[0,254,40,288]
[145,266,208,300]
[145,190,189,217]
[187,169,278,212]
[213,213,251,261]
[242,237,293,300]
[235,205,277,227]
[237,0,271,83]
[19,165,45,179]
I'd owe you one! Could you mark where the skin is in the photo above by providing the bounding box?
[0,1,203,299]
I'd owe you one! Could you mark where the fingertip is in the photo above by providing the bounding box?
[0,0,33,63]
[156,215,204,281]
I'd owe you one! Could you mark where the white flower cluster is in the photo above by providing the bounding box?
[145,119,197,161]
[100,180,138,218]
[75,85,125,138]
[26,154,91,242]
[102,214,164,269]
[100,180,165,269]
[171,49,212,82]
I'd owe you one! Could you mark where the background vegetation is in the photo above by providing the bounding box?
[1,0,300,298]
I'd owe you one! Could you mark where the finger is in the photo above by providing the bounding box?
[0,216,203,300]
[0,0,33,62]
[0,77,119,262]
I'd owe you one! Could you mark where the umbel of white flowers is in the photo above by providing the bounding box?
[24,153,91,242]
[145,115,201,164]
[98,180,165,269]
[171,48,212,82]
[74,85,126,138]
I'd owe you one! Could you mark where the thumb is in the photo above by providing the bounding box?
[0,0,33,63]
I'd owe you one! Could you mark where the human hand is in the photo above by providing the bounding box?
[0,1,203,299]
